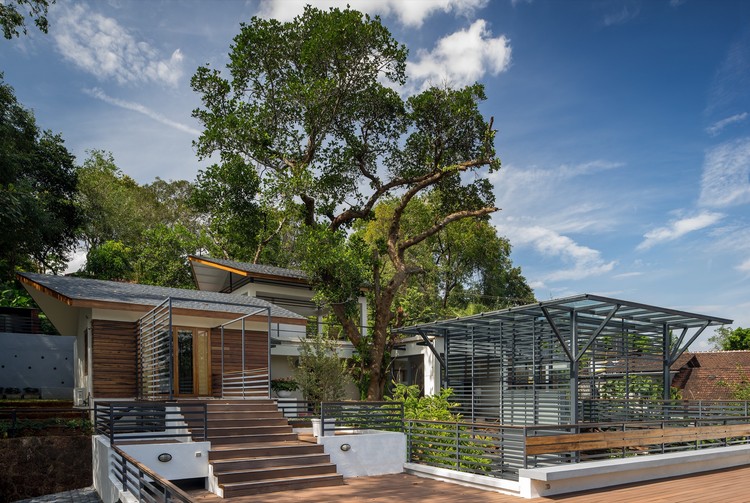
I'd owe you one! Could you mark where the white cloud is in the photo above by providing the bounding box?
[612,271,643,279]
[603,5,640,26]
[256,0,488,27]
[504,225,616,281]
[706,112,748,136]
[407,20,511,91]
[699,138,750,207]
[83,88,201,136]
[491,160,624,235]
[637,211,724,251]
[52,4,183,86]
[738,258,750,273]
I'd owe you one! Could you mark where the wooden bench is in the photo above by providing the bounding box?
[525,423,750,455]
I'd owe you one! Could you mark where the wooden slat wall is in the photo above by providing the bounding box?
[92,319,138,398]
[210,328,269,398]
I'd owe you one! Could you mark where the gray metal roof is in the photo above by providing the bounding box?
[18,272,305,321]
[188,256,310,293]
[400,294,733,335]
[190,256,307,280]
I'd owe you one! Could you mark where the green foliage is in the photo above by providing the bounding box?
[77,150,158,249]
[710,326,750,351]
[0,0,51,39]
[270,377,299,392]
[292,332,352,408]
[599,376,663,400]
[719,368,750,401]
[190,156,262,262]
[298,226,370,318]
[192,6,521,399]
[133,224,205,288]
[0,75,80,281]
[83,240,132,281]
[77,151,205,288]
[387,382,460,421]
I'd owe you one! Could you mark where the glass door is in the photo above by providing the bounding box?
[173,328,211,396]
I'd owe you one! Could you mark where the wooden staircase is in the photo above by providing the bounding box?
[179,400,343,498]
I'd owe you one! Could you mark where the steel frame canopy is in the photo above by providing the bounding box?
[399,294,732,424]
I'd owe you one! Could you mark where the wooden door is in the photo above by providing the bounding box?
[173,327,211,396]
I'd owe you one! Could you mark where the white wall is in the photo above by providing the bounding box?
[318,430,406,477]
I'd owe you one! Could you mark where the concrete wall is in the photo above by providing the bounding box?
[93,435,210,503]
[318,430,406,477]
[0,332,75,399]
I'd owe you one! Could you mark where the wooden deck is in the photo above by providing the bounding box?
[187,464,750,502]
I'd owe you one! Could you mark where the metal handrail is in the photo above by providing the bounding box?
[111,445,193,503]
[320,401,405,436]
[94,401,207,445]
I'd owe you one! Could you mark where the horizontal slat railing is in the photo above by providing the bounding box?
[405,419,526,481]
[222,368,269,399]
[111,445,193,503]
[523,415,750,467]
[320,401,404,436]
[579,399,750,422]
[94,402,207,445]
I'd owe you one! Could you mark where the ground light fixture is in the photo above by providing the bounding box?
[340,443,351,452]
[157,453,173,462]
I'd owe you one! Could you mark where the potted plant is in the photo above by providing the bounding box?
[271,377,299,398]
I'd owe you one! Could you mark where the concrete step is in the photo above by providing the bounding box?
[221,473,344,497]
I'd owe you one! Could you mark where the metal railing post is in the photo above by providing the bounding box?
[321,403,326,437]
[455,422,460,466]
[109,405,115,445]
[203,403,208,441]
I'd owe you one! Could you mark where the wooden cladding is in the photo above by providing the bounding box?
[525,423,750,456]
[92,319,138,398]
[91,320,270,399]
[210,328,268,398]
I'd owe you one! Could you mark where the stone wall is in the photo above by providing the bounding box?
[0,436,91,503]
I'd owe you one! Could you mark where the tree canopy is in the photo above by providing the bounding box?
[0,0,52,39]
[0,75,80,282]
[192,6,527,399]
[710,326,750,351]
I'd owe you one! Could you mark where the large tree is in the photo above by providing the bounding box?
[192,6,502,399]
[0,75,79,282]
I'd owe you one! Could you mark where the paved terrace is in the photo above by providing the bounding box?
[187,466,750,503]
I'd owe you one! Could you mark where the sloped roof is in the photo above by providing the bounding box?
[17,272,306,323]
[189,256,308,292]
[673,351,750,400]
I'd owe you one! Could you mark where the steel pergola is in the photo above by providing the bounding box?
[399,294,732,425]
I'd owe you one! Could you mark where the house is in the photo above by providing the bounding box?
[671,351,750,400]
[189,256,442,396]
[17,271,305,402]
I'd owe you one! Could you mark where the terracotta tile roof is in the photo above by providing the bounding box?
[672,351,750,401]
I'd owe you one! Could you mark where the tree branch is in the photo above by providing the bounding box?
[253,217,286,263]
[399,206,498,252]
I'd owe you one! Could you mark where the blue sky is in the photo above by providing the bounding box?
[2,0,749,347]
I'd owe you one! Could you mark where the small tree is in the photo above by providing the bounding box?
[292,332,351,409]
[709,326,750,351]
